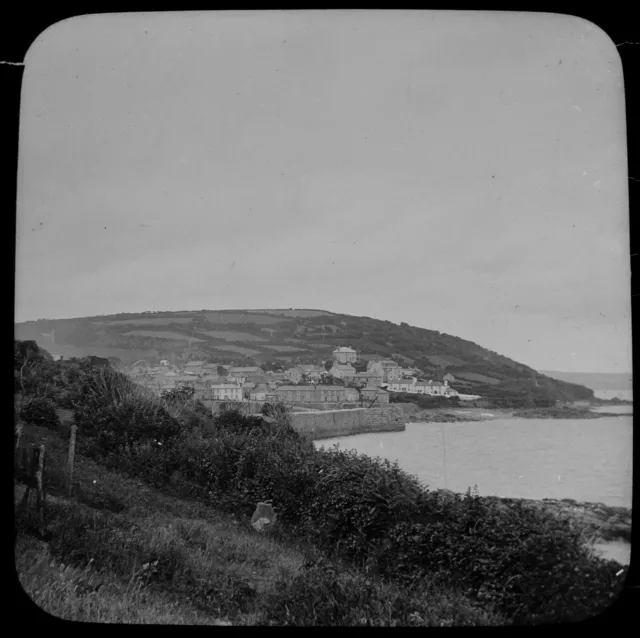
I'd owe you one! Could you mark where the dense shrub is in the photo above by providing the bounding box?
[21,397,60,430]
[161,386,196,403]
[371,489,629,623]
[77,403,181,455]
[72,366,183,460]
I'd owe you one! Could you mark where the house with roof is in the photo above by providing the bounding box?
[414,380,459,397]
[245,373,270,385]
[386,378,418,393]
[350,371,384,386]
[229,366,263,375]
[274,385,359,404]
[210,384,244,402]
[359,386,390,404]
[298,365,326,382]
[266,376,286,390]
[201,363,222,374]
[367,359,403,383]
[183,360,205,376]
[329,362,357,379]
[249,384,270,401]
[227,366,264,385]
[242,382,256,398]
[198,375,225,386]
[284,366,304,384]
[333,346,358,364]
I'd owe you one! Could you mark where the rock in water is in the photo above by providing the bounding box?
[251,501,277,533]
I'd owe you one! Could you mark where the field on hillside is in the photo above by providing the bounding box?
[455,372,503,385]
[93,318,194,325]
[249,309,335,318]
[122,331,204,341]
[195,330,267,341]
[212,345,262,356]
[202,312,282,324]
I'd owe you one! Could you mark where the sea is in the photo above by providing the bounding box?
[315,392,633,564]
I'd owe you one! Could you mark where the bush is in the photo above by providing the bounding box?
[21,397,60,430]
[72,366,183,460]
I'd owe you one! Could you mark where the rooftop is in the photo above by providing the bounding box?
[209,384,244,389]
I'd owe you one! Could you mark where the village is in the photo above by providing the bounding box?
[125,346,481,407]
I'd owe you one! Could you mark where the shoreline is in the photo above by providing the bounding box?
[406,405,632,423]
[433,489,632,552]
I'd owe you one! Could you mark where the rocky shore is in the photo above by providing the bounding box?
[512,406,630,419]
[411,408,503,423]
[434,489,631,544]
[410,405,631,423]
[500,497,631,543]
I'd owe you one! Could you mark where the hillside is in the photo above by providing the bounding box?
[539,371,632,392]
[14,308,594,405]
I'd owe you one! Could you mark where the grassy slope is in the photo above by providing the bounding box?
[14,423,503,626]
[538,371,632,392]
[15,309,593,404]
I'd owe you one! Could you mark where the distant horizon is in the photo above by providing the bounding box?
[14,305,632,375]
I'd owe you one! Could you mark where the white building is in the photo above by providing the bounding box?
[386,378,460,398]
[386,378,417,392]
[210,384,244,402]
[414,380,459,397]
[333,346,358,364]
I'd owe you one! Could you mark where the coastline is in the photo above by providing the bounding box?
[407,405,631,423]
[433,489,631,563]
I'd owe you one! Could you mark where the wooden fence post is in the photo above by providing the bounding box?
[17,445,46,532]
[67,424,77,496]
[14,421,23,453]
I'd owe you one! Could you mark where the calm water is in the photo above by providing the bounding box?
[315,416,633,508]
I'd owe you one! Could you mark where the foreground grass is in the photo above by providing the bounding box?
[15,424,504,626]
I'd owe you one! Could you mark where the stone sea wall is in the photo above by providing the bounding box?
[290,406,405,440]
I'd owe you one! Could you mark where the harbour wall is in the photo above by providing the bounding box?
[289,406,406,441]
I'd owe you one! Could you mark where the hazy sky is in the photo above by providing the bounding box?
[16,11,631,373]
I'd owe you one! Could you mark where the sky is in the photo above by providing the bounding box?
[15,10,631,374]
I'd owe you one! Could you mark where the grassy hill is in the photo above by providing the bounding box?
[538,371,632,392]
[14,308,594,406]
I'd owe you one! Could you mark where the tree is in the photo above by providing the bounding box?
[217,366,227,377]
